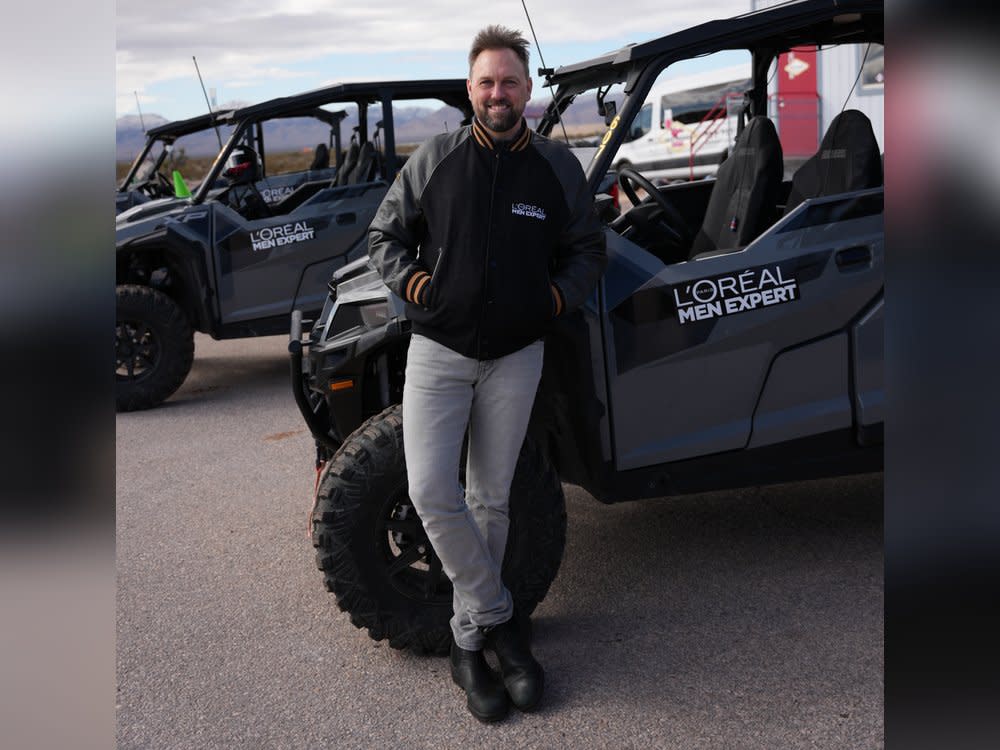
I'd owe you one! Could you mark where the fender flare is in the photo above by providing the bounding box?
[117,231,215,333]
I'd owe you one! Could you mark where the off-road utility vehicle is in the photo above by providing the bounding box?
[291,0,884,654]
[116,80,472,411]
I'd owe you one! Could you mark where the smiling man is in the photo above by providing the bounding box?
[368,25,606,722]
[468,40,532,137]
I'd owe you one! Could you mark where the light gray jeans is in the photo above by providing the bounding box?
[402,334,544,650]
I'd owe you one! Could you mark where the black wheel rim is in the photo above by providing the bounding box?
[116,318,161,383]
[375,485,452,605]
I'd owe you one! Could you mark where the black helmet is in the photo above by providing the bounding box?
[222,145,260,185]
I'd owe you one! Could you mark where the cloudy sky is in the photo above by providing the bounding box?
[117,0,747,121]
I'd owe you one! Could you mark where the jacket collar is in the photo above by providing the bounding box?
[471,118,531,152]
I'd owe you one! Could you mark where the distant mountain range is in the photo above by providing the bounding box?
[116,96,617,162]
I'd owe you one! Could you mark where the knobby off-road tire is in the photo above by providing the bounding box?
[312,404,566,656]
[116,284,194,412]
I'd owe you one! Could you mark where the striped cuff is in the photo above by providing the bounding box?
[550,283,564,317]
[404,270,432,305]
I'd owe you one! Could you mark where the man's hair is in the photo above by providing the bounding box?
[468,25,531,78]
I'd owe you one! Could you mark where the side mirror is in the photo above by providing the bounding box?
[602,100,617,126]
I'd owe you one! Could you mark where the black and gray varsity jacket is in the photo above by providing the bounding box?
[368,118,607,361]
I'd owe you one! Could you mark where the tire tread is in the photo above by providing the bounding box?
[116,284,194,412]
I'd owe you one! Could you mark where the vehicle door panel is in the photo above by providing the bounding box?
[211,184,387,324]
[601,189,883,470]
[746,332,852,449]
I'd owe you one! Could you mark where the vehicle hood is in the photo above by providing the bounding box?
[116,197,190,227]
[115,200,195,247]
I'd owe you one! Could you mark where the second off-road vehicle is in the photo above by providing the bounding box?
[116,80,472,411]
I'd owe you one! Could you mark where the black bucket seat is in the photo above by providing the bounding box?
[336,141,360,186]
[689,116,783,259]
[309,142,330,171]
[348,141,377,184]
[783,109,882,215]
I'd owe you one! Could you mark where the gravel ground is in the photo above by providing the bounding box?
[117,334,883,749]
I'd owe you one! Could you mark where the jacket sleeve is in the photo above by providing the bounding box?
[367,159,432,306]
[549,154,608,315]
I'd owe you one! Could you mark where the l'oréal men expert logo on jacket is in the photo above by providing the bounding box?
[511,202,546,220]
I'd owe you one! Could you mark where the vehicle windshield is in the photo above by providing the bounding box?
[119,124,235,193]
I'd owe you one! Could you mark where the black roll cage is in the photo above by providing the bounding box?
[190,80,473,205]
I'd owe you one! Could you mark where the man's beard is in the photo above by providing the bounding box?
[476,99,521,134]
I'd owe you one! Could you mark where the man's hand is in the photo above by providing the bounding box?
[550,283,564,316]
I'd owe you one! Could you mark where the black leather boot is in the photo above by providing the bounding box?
[449,642,509,723]
[481,617,544,712]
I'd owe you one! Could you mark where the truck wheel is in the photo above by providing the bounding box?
[312,404,566,656]
[116,284,194,412]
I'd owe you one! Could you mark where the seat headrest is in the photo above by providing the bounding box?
[784,109,882,215]
[309,143,329,170]
[348,142,377,184]
[336,142,360,186]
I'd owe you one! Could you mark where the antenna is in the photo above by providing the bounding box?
[520,0,570,144]
[193,56,223,150]
[134,91,146,133]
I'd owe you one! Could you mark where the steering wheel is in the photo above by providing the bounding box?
[155,170,173,193]
[610,167,692,250]
[136,171,173,198]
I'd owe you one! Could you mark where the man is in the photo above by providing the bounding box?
[368,25,606,722]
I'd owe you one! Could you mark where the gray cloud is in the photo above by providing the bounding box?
[117,1,745,113]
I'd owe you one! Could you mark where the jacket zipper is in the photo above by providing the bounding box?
[477,151,500,360]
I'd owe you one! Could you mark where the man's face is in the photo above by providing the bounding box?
[467,48,533,138]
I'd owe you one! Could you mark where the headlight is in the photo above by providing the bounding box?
[359,301,389,328]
